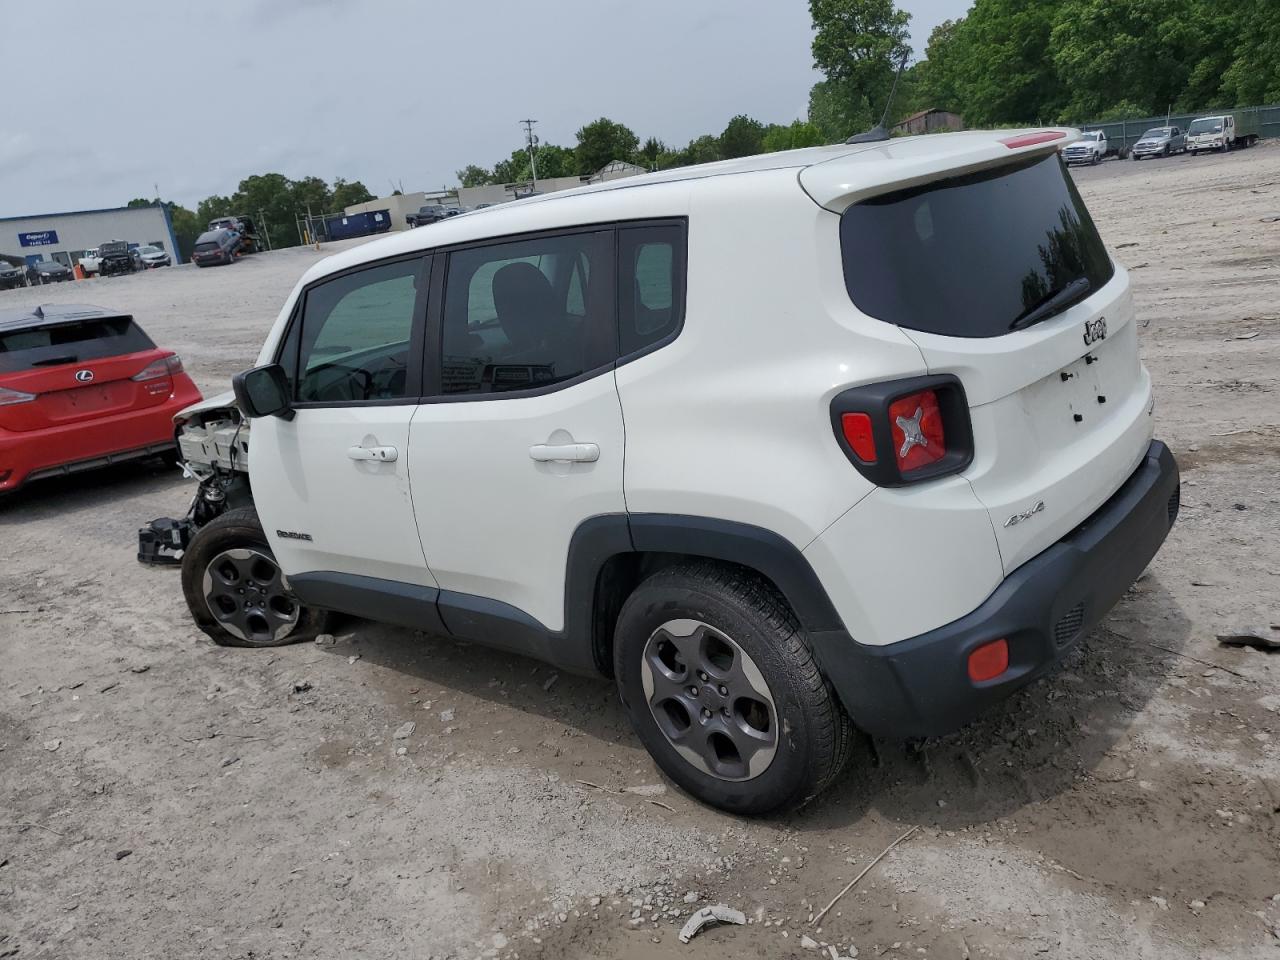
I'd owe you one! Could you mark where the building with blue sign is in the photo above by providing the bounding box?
[0,205,179,270]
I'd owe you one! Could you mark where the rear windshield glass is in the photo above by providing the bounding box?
[840,154,1114,338]
[194,242,218,252]
[0,317,155,372]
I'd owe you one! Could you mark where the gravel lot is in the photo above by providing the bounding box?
[3,145,1278,960]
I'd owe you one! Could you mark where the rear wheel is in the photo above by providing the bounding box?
[181,507,327,647]
[613,562,852,814]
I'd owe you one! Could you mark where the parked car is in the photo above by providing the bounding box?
[0,261,25,290]
[405,204,449,228]
[0,303,202,494]
[191,229,239,267]
[135,245,171,268]
[77,249,101,276]
[27,260,73,284]
[98,240,136,277]
[1062,129,1107,165]
[1130,126,1185,160]
[172,128,1178,814]
[1187,112,1260,154]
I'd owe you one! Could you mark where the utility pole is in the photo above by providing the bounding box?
[520,118,539,190]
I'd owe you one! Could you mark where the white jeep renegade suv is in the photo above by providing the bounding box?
[175,128,1179,814]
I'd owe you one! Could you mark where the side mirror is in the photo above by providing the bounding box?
[232,363,294,420]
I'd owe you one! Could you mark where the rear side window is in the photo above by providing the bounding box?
[618,223,685,356]
[0,317,155,372]
[840,154,1114,338]
[439,230,614,395]
[293,258,425,403]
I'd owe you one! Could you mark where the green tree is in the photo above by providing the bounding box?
[807,0,912,138]
[761,119,827,152]
[457,164,494,187]
[913,19,965,114]
[574,118,640,175]
[719,115,767,158]
[196,194,233,227]
[639,136,667,168]
[945,0,1061,125]
[1219,0,1280,104]
[331,178,375,210]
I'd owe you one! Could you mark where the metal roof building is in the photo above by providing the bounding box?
[0,204,180,269]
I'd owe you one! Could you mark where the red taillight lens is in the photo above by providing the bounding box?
[888,389,946,473]
[840,412,877,462]
[132,355,183,382]
[968,639,1009,682]
[0,386,35,407]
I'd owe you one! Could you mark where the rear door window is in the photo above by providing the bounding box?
[437,230,614,396]
[0,317,155,372]
[840,153,1114,338]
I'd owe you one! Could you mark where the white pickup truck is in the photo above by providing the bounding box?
[1062,130,1107,165]
[77,248,100,276]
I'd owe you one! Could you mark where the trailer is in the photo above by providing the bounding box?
[1186,110,1260,154]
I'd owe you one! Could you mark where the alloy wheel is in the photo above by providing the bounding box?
[639,618,778,781]
[202,548,299,643]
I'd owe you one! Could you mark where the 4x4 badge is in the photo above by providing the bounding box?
[1083,317,1107,346]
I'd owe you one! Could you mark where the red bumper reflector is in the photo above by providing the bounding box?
[1000,131,1065,149]
[968,639,1009,682]
[840,412,877,462]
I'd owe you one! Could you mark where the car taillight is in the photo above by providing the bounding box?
[888,389,946,472]
[830,375,973,486]
[132,355,184,382]
[0,386,35,407]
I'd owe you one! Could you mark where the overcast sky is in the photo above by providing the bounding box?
[0,0,968,218]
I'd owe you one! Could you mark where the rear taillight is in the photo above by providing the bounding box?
[888,389,946,472]
[830,375,973,486]
[0,386,35,407]
[132,355,184,382]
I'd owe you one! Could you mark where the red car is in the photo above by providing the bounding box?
[0,304,202,494]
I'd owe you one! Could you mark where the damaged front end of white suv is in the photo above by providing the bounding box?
[136,393,254,565]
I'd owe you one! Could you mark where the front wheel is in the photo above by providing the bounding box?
[181,507,328,647]
[613,562,852,814]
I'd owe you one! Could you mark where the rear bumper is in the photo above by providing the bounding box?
[0,379,202,491]
[810,440,1179,739]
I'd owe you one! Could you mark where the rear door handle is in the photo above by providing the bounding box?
[347,444,398,462]
[529,442,599,463]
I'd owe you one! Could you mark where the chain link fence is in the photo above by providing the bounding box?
[1071,104,1280,155]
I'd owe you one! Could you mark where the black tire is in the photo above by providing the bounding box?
[613,562,852,815]
[181,506,327,647]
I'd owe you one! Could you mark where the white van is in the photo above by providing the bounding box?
[173,128,1179,813]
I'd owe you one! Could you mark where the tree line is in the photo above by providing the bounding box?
[129,175,376,260]
[135,0,1280,257]
[459,0,1280,189]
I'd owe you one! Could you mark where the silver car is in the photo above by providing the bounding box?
[1131,126,1185,160]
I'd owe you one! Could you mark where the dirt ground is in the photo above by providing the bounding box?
[2,145,1278,960]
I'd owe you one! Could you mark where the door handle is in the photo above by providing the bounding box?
[347,444,398,462]
[529,442,599,463]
